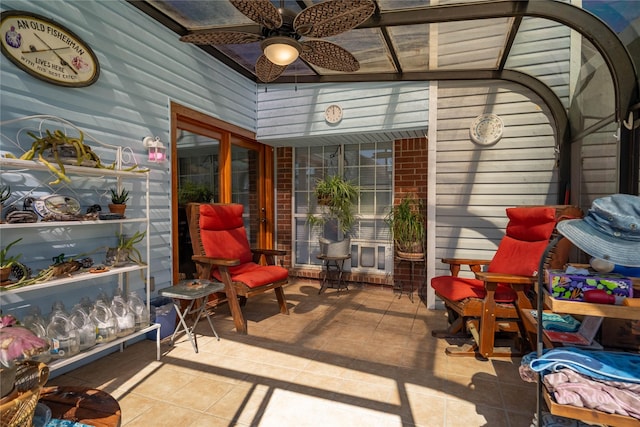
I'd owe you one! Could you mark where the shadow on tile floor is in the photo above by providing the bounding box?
[47,279,536,427]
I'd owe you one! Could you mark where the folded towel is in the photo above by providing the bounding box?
[530,310,581,332]
[529,347,640,383]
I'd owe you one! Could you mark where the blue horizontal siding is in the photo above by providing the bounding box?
[0,0,257,304]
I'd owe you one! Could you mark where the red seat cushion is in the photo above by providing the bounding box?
[212,262,288,288]
[431,276,518,303]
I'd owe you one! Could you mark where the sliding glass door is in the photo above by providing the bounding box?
[170,103,273,283]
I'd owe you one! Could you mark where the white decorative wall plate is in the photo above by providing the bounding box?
[469,113,504,145]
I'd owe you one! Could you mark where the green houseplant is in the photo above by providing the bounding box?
[1,238,22,284]
[178,181,214,205]
[108,187,129,216]
[106,230,146,266]
[385,194,426,258]
[307,175,358,256]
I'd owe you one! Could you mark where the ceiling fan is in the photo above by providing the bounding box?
[179,0,376,83]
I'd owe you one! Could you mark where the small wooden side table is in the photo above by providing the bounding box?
[317,254,351,294]
[158,279,225,353]
[38,386,121,427]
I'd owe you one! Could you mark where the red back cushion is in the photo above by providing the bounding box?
[488,206,556,276]
[199,204,253,264]
[488,236,550,276]
[505,206,555,241]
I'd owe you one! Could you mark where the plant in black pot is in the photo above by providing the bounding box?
[307,175,358,257]
[385,194,426,259]
[108,187,129,216]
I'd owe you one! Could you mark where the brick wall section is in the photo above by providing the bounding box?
[393,137,428,292]
[275,138,428,290]
[275,147,293,269]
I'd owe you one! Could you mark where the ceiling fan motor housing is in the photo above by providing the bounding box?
[262,8,301,40]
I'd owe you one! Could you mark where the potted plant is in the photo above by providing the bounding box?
[385,194,426,259]
[106,231,146,266]
[307,175,358,257]
[0,185,10,221]
[108,187,129,216]
[0,238,22,285]
[178,181,214,205]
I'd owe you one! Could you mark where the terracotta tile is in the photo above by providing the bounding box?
[444,400,509,427]
[45,279,537,427]
[124,402,200,427]
[499,382,537,414]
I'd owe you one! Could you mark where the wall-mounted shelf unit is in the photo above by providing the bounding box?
[0,115,160,374]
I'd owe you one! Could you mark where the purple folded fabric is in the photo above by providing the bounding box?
[544,368,640,419]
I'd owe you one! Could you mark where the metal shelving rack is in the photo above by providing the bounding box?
[534,237,640,427]
[0,115,160,373]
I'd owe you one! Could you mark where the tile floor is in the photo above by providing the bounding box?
[47,280,538,427]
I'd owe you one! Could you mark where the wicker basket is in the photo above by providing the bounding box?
[396,250,425,260]
[0,362,49,427]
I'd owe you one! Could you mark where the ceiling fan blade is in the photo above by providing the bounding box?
[294,0,375,38]
[300,40,359,72]
[255,55,287,83]
[180,31,262,45]
[230,0,282,30]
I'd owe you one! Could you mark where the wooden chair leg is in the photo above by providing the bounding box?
[478,287,497,358]
[445,286,522,358]
[274,286,289,314]
[219,269,247,334]
[515,293,535,352]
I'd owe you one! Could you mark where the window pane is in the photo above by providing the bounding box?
[293,141,393,274]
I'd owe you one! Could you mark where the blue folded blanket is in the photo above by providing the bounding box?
[45,420,93,427]
[528,347,640,383]
[530,311,581,332]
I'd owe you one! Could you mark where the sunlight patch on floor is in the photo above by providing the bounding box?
[258,388,402,427]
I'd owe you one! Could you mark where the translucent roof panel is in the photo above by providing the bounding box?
[147,0,255,29]
[569,35,616,134]
[387,24,429,72]
[137,0,638,132]
[435,18,512,70]
[506,17,572,108]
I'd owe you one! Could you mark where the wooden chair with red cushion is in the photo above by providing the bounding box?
[187,203,289,334]
[431,205,582,358]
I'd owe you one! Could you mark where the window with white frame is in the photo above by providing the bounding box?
[293,141,393,275]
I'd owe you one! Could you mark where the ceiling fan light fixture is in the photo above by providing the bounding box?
[261,36,301,66]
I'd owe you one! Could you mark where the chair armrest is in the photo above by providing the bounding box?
[474,271,536,286]
[442,258,491,265]
[475,272,536,310]
[251,248,287,257]
[441,258,491,276]
[192,255,240,267]
[251,248,287,265]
